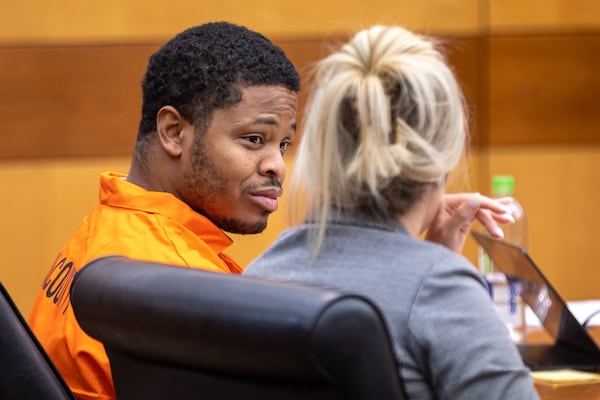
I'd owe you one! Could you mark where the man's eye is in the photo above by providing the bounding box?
[246,135,264,144]
[280,141,292,152]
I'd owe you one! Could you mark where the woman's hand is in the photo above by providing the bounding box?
[425,193,515,253]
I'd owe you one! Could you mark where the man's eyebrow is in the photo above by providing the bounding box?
[250,117,296,131]
[250,117,279,126]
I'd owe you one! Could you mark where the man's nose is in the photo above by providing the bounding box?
[258,147,287,183]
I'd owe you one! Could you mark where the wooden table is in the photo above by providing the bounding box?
[526,326,600,399]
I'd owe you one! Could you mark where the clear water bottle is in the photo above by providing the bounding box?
[478,175,528,342]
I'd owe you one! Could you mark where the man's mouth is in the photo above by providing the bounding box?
[249,187,282,213]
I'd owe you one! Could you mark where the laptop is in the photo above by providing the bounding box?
[471,230,600,371]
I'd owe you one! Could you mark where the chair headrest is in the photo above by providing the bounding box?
[70,256,389,381]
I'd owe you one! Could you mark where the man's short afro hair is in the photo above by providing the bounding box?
[138,21,300,136]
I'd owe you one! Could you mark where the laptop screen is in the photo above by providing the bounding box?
[471,230,600,354]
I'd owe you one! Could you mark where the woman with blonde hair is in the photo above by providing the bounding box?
[245,26,538,399]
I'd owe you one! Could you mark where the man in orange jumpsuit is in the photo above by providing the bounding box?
[28,21,300,399]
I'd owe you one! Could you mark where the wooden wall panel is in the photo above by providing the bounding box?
[0,36,481,160]
[0,157,131,315]
[10,33,600,159]
[0,44,154,159]
[0,0,482,43]
[443,37,485,146]
[489,0,600,33]
[487,34,600,146]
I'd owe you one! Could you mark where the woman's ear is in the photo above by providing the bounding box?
[156,106,185,157]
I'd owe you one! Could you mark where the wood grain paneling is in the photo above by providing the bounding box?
[0,0,483,43]
[9,34,599,158]
[0,40,335,160]
[0,44,155,159]
[0,36,483,160]
[0,157,131,315]
[487,34,600,146]
[5,33,596,158]
[489,0,600,33]
[443,37,485,146]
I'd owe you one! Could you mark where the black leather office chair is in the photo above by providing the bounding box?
[71,256,406,400]
[0,282,75,400]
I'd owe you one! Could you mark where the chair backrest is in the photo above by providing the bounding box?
[71,256,406,400]
[0,282,75,400]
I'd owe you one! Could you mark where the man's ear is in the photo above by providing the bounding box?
[156,106,186,157]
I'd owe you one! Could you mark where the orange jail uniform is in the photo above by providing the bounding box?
[28,172,242,400]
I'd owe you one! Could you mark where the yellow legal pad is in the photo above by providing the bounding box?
[531,369,600,387]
